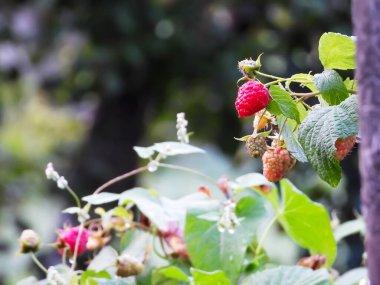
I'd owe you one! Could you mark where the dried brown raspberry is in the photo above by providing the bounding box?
[246,135,267,158]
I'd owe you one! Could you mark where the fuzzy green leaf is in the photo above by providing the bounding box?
[268,85,300,122]
[242,266,329,285]
[185,196,267,284]
[318,32,356,70]
[277,180,337,266]
[298,95,358,187]
[314,70,349,106]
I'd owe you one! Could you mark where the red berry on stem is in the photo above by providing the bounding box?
[235,81,270,118]
[57,226,89,256]
[335,136,356,160]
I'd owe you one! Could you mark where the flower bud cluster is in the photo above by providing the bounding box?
[176,112,189,144]
[217,200,240,234]
[45,162,68,189]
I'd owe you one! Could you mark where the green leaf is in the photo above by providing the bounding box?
[268,85,300,122]
[88,246,118,271]
[318,32,356,70]
[277,115,307,163]
[191,269,231,285]
[286,73,317,92]
[298,95,358,187]
[153,142,205,156]
[82,192,120,205]
[277,180,336,266]
[119,187,170,231]
[242,266,329,285]
[334,267,368,285]
[344,77,357,91]
[185,196,267,284]
[334,218,365,242]
[118,188,217,231]
[133,146,155,159]
[234,173,279,210]
[152,266,190,285]
[314,70,349,105]
[80,270,111,285]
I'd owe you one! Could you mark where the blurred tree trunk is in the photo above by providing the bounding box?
[71,92,149,195]
[353,0,380,283]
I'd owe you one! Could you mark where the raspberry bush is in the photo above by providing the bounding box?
[17,32,366,285]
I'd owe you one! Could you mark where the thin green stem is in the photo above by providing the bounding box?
[278,118,288,140]
[158,163,219,186]
[70,223,85,270]
[255,71,286,81]
[93,166,148,195]
[348,89,357,94]
[291,91,320,97]
[30,252,48,274]
[65,185,81,208]
[255,215,278,256]
[264,78,287,87]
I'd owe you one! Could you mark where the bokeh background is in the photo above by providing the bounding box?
[0,0,360,284]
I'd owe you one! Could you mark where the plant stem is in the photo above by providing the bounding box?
[65,185,81,208]
[291,91,320,97]
[30,252,48,274]
[70,223,85,270]
[255,215,278,256]
[158,163,219,186]
[255,71,286,81]
[93,166,148,195]
[278,118,288,140]
[264,78,287,87]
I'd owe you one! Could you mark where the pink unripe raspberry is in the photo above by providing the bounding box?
[335,136,356,161]
[57,226,89,256]
[262,147,295,182]
[235,81,271,118]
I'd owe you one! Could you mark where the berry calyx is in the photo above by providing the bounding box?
[335,136,356,160]
[245,134,267,158]
[238,55,262,78]
[235,81,271,118]
[262,147,295,182]
[253,110,270,131]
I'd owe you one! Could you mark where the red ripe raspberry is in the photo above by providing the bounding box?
[57,226,89,256]
[262,147,295,182]
[335,136,356,161]
[235,81,270,118]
